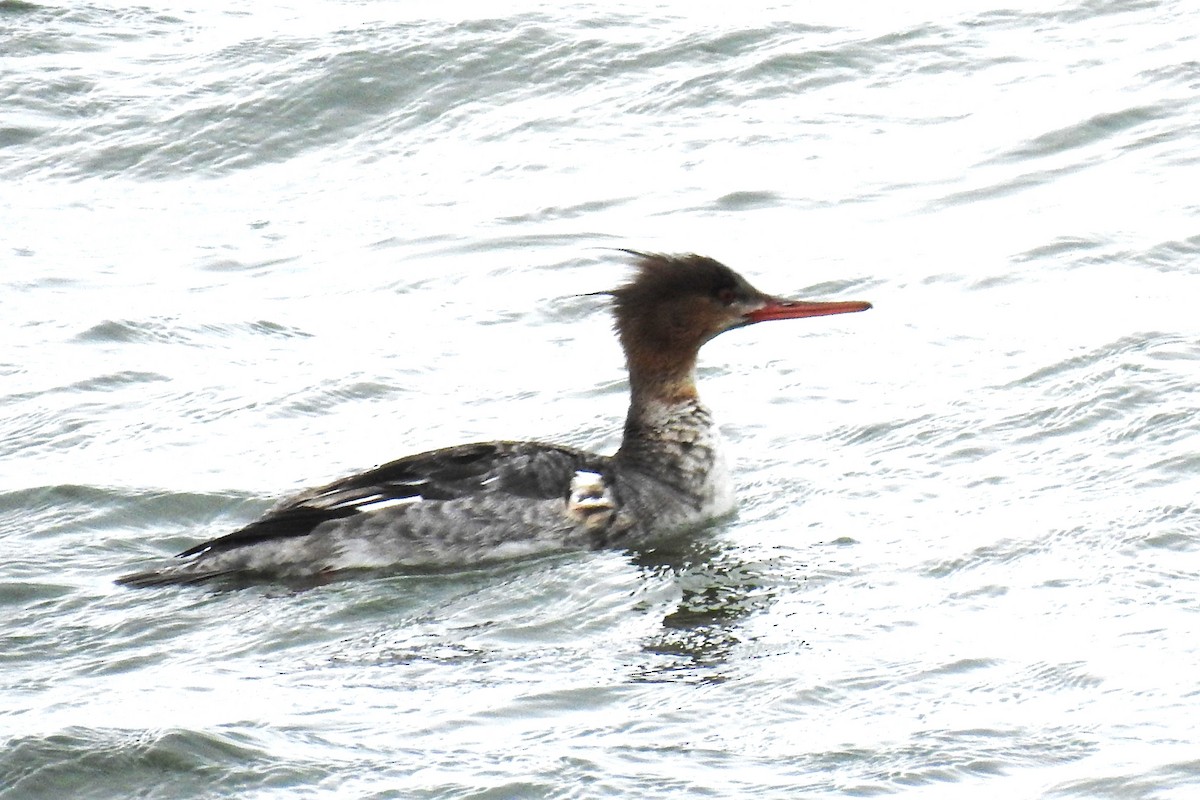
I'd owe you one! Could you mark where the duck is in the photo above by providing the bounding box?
[117,252,871,587]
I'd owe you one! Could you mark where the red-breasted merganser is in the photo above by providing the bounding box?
[117,252,871,587]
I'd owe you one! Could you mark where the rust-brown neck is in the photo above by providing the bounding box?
[620,332,701,407]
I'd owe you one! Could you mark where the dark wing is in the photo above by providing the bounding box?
[178,441,605,558]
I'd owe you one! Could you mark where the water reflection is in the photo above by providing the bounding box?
[631,537,788,683]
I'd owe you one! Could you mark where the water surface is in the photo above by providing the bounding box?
[3,1,1199,798]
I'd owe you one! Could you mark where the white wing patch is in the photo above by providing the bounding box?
[566,470,617,532]
[346,495,421,513]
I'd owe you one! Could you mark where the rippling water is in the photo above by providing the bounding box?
[3,1,1199,797]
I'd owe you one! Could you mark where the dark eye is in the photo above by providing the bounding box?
[716,287,737,306]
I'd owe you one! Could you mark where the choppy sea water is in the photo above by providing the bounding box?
[3,0,1199,797]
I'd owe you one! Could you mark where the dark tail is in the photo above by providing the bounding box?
[114,564,236,588]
